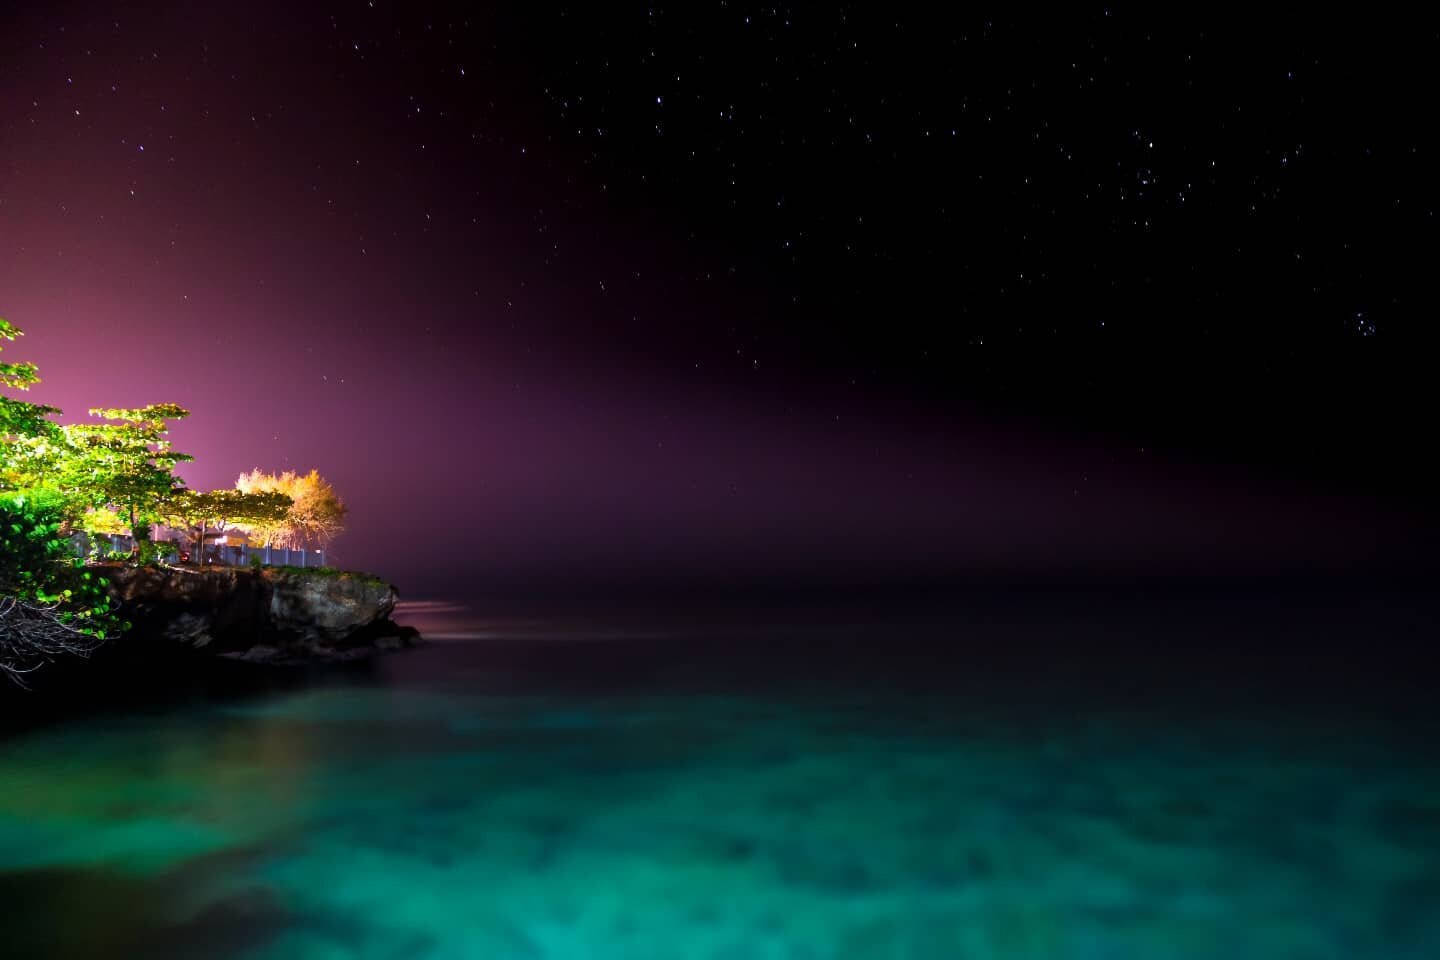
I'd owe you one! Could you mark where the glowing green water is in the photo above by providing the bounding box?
[2,636,1437,958]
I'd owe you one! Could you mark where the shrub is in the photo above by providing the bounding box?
[1,491,125,683]
[0,490,72,598]
[134,539,170,567]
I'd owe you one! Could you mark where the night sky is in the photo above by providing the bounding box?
[2,5,1435,601]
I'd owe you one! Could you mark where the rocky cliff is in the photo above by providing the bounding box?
[102,564,418,663]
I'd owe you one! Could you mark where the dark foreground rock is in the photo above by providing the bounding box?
[102,564,419,664]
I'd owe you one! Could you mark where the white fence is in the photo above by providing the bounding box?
[74,534,327,568]
[209,543,328,568]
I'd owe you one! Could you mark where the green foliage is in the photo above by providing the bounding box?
[85,537,104,561]
[4,324,192,530]
[0,319,62,489]
[1,319,161,674]
[162,488,293,557]
[268,565,386,587]
[56,405,193,528]
[77,505,128,536]
[87,403,191,426]
[0,318,42,392]
[172,489,292,527]
[134,539,173,566]
[0,490,72,596]
[0,492,122,640]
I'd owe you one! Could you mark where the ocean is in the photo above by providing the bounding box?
[1,583,1437,958]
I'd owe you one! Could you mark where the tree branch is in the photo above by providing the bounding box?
[0,595,108,687]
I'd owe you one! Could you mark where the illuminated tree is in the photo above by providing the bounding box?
[235,468,347,550]
[162,488,293,561]
[55,404,193,541]
[2,322,121,683]
[3,323,195,546]
[0,318,62,491]
[0,318,37,392]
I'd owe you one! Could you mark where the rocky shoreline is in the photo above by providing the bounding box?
[1,564,417,719]
[102,563,419,664]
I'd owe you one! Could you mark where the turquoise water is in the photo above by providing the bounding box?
[2,624,1438,958]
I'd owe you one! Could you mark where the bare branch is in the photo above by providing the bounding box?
[0,594,109,687]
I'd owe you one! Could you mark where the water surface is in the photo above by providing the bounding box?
[2,604,1437,958]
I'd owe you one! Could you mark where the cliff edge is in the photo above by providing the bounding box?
[102,564,418,664]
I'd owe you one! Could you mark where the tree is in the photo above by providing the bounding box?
[55,404,193,540]
[4,322,190,527]
[235,468,347,550]
[162,488,292,561]
[1,322,119,683]
[0,319,62,491]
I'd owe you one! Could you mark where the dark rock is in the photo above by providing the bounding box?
[374,625,421,651]
[99,564,417,664]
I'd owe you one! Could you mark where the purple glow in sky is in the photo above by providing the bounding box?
[2,5,1428,602]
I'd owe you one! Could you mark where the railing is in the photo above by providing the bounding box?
[72,534,326,569]
[208,544,328,568]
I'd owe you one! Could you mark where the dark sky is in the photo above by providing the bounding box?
[2,5,1434,599]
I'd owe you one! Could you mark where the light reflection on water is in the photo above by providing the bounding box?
[1,628,1437,959]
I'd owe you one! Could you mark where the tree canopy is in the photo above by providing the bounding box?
[2,319,349,556]
[163,488,293,556]
[0,319,61,489]
[235,468,347,549]
[55,405,194,535]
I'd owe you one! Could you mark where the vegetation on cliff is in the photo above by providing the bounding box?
[0,317,356,683]
[0,492,119,683]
